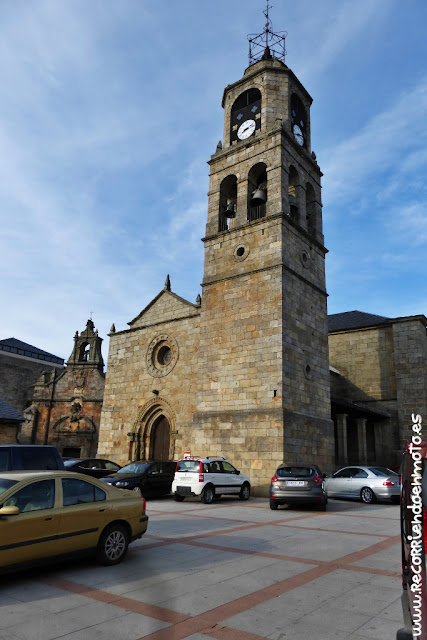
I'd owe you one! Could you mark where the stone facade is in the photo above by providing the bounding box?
[328,312,427,467]
[21,320,105,458]
[0,339,64,414]
[0,397,24,444]
[98,53,335,494]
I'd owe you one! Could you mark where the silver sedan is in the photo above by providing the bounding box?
[324,465,400,504]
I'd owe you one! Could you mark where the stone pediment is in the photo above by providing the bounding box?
[129,290,200,329]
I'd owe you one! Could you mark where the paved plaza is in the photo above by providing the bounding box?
[0,497,404,640]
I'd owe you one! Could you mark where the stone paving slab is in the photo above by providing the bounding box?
[0,498,405,640]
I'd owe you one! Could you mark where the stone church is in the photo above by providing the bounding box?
[97,35,336,494]
[21,320,105,458]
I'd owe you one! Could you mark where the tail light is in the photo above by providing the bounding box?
[383,481,395,486]
[141,495,146,511]
[175,462,179,472]
[271,475,278,483]
[313,475,323,484]
[199,461,204,483]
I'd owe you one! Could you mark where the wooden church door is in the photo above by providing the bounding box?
[151,416,170,460]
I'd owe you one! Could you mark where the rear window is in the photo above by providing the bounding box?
[0,478,18,496]
[20,448,61,470]
[277,466,316,478]
[368,467,398,477]
[0,450,10,472]
[176,460,201,473]
[118,463,150,474]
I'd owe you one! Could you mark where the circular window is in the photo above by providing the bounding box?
[234,244,250,262]
[146,335,179,378]
[300,249,310,268]
[156,345,172,366]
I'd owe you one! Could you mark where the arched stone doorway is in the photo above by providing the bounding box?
[151,415,171,460]
[129,398,175,462]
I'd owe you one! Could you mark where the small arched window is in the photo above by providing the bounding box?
[230,88,262,144]
[288,166,299,223]
[247,163,267,222]
[290,94,308,148]
[218,175,237,232]
[78,342,90,362]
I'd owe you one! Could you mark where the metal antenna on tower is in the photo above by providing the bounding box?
[247,1,286,66]
[264,0,271,49]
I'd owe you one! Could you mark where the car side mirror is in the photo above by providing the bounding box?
[0,506,20,516]
[236,470,240,475]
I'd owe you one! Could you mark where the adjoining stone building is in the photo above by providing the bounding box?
[98,39,335,494]
[328,310,427,468]
[21,320,105,458]
[0,338,64,415]
[0,398,24,445]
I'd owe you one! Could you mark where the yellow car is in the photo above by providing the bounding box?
[0,470,148,573]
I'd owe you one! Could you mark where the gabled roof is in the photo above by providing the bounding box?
[128,289,200,328]
[0,397,24,422]
[0,338,64,365]
[328,311,390,333]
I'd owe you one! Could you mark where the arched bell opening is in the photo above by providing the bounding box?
[230,88,262,145]
[306,182,317,236]
[288,166,300,224]
[247,163,267,222]
[290,93,308,149]
[218,174,237,232]
[78,342,90,362]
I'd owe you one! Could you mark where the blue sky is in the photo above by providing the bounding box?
[1,0,426,361]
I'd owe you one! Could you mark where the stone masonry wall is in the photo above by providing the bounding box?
[98,311,200,466]
[392,318,427,449]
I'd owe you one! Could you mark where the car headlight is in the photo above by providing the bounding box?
[115,481,130,488]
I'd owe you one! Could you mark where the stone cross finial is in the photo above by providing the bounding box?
[164,275,171,291]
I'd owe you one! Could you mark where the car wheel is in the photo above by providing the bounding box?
[361,486,376,504]
[239,483,250,501]
[174,493,185,502]
[202,485,215,504]
[96,524,129,566]
[270,499,278,510]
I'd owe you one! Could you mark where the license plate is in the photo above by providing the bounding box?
[178,475,191,482]
[286,480,305,487]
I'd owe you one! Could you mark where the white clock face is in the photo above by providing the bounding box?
[237,119,256,140]
[293,124,304,146]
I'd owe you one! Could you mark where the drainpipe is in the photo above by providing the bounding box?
[44,370,57,445]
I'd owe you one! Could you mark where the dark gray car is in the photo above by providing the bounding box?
[269,463,327,510]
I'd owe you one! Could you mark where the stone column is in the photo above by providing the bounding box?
[357,418,368,464]
[336,414,348,465]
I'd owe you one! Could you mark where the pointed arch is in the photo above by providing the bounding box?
[129,397,176,461]
[247,162,267,221]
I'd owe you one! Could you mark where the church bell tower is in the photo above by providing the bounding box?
[193,9,334,490]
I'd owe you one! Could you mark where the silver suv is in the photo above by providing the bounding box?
[172,457,251,504]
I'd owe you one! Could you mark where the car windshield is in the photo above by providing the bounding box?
[63,459,81,468]
[118,463,151,474]
[369,467,398,477]
[176,460,200,472]
[0,478,19,496]
[277,466,315,478]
